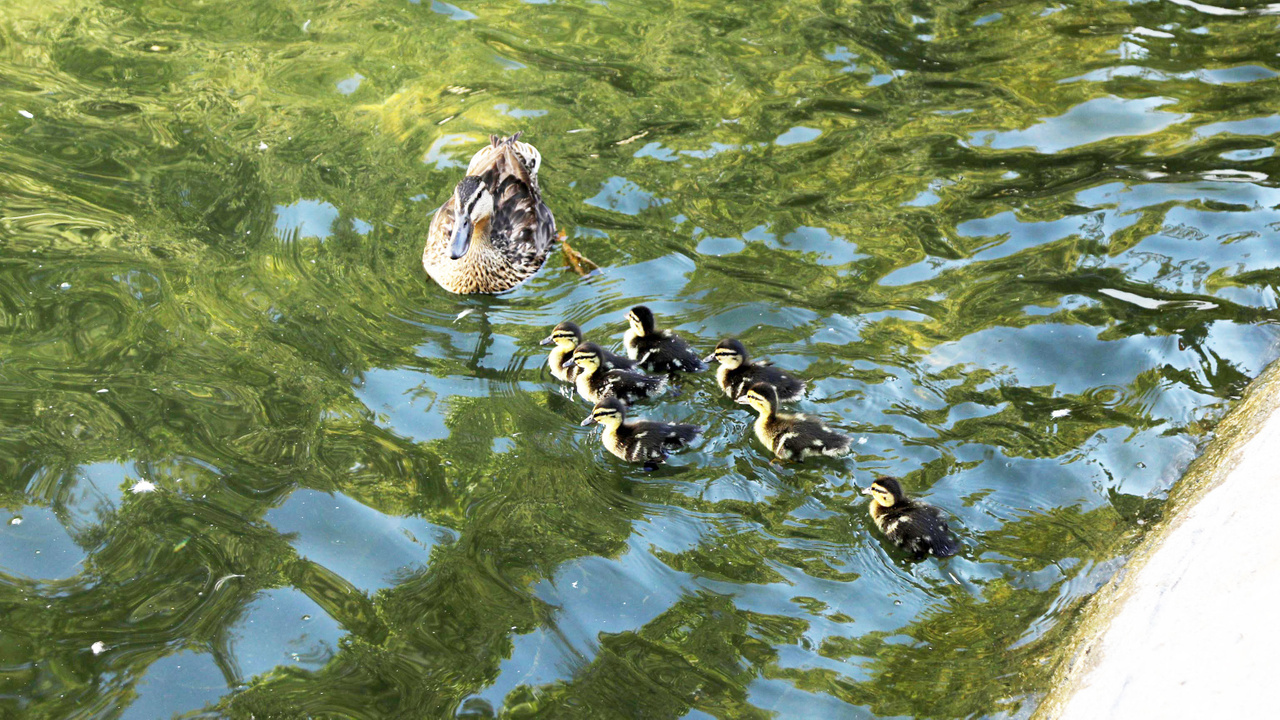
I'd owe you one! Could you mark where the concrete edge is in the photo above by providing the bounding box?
[1033,355,1280,719]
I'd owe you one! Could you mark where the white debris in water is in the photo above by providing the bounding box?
[96,388,109,394]
[213,574,245,592]
[8,517,20,526]
[1052,409,1072,419]
[857,437,868,445]
[454,309,475,323]
[302,19,311,32]
[1100,287,1168,310]
[129,480,157,494]
[18,110,33,119]
[258,141,268,150]
[59,282,71,289]
[91,641,107,655]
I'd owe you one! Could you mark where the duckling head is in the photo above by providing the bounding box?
[626,306,657,337]
[449,175,495,260]
[541,321,583,348]
[862,477,906,507]
[739,382,779,413]
[567,342,604,372]
[581,396,627,427]
[704,338,747,368]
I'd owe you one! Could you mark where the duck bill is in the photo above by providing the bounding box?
[702,352,716,363]
[539,335,555,346]
[449,216,474,260]
[860,486,874,496]
[561,357,577,369]
[580,415,598,426]
[734,395,751,405]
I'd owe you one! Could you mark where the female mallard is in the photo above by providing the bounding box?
[704,338,805,402]
[739,382,851,462]
[540,321,637,383]
[566,342,666,405]
[862,477,960,559]
[623,306,706,373]
[581,397,701,470]
[423,133,556,294]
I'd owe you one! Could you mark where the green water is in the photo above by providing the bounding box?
[2,0,1278,717]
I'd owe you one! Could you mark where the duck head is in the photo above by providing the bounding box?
[626,306,657,337]
[739,381,779,413]
[541,321,583,348]
[862,477,906,508]
[566,342,604,372]
[704,338,747,368]
[450,175,494,260]
[581,396,627,427]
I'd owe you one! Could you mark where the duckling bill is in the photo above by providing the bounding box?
[623,306,706,374]
[705,338,804,402]
[582,397,700,470]
[541,321,637,382]
[862,477,959,559]
[424,133,556,294]
[739,382,851,462]
[567,342,666,405]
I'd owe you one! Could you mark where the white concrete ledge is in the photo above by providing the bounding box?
[1038,357,1280,719]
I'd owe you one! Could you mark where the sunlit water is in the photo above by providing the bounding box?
[1,0,1278,717]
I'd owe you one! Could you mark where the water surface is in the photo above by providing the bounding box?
[1,0,1278,717]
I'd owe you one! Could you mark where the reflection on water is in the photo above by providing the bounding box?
[1,0,1277,717]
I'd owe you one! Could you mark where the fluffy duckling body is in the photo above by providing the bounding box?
[424,134,556,294]
[581,397,700,470]
[705,338,805,402]
[862,477,959,559]
[541,321,637,382]
[623,306,707,374]
[568,343,666,405]
[739,382,851,462]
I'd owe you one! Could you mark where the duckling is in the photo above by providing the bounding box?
[540,321,637,382]
[424,133,556,294]
[862,477,960,559]
[623,306,707,374]
[567,342,666,405]
[581,397,701,470]
[704,338,805,402]
[739,382,852,462]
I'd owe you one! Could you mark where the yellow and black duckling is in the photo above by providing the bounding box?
[862,477,960,559]
[540,321,637,382]
[739,382,852,462]
[423,133,556,294]
[704,338,805,403]
[581,397,701,470]
[566,342,667,405]
[623,306,707,374]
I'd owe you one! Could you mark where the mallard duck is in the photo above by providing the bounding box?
[704,338,805,402]
[862,476,960,559]
[739,382,851,462]
[581,397,701,470]
[540,321,637,382]
[623,306,706,374]
[423,133,556,294]
[566,342,666,405]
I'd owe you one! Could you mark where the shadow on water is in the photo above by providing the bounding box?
[1,0,1278,717]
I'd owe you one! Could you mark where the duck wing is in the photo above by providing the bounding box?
[491,177,556,258]
[893,506,959,558]
[756,364,805,400]
[602,349,640,371]
[654,422,701,448]
[468,134,556,263]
